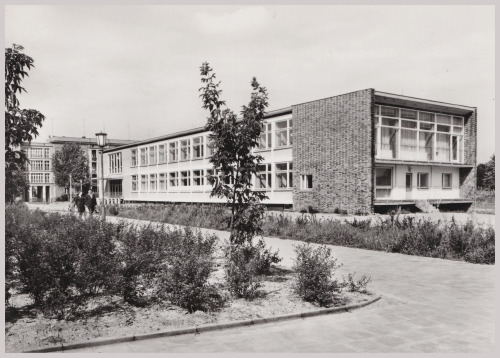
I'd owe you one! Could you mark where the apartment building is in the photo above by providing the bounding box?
[21,136,135,203]
[103,89,476,213]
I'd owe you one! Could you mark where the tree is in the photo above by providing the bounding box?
[199,62,269,245]
[477,162,486,189]
[52,143,90,201]
[5,44,45,203]
[477,154,495,190]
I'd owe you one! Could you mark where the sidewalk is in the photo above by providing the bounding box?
[68,214,495,353]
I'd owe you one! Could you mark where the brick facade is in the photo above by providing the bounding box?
[292,89,374,214]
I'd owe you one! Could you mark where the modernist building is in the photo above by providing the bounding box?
[102,89,477,213]
[21,136,135,203]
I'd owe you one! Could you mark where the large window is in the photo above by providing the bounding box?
[193,170,204,186]
[140,175,147,191]
[193,137,203,159]
[275,162,293,189]
[169,142,178,162]
[149,174,157,192]
[132,175,138,191]
[140,148,147,166]
[131,149,137,167]
[258,123,272,149]
[159,173,167,191]
[149,146,157,165]
[109,153,122,174]
[180,139,190,161]
[375,167,392,198]
[375,105,464,163]
[255,164,272,189]
[275,119,292,147]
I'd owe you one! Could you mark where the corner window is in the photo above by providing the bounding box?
[300,174,313,190]
[442,173,452,189]
[417,172,429,189]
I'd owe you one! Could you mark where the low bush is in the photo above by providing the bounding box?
[55,194,68,202]
[108,205,119,216]
[293,244,342,307]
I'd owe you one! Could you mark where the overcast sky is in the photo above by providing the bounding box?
[5,5,495,163]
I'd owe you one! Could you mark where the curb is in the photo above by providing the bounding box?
[24,295,381,353]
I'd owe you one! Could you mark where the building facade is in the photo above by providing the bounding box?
[21,136,135,203]
[102,89,476,213]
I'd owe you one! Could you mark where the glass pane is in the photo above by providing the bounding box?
[401,120,417,129]
[276,163,287,171]
[276,121,288,129]
[453,126,462,134]
[436,133,450,161]
[276,173,287,188]
[436,115,451,124]
[380,127,398,158]
[381,106,399,117]
[443,174,451,188]
[376,189,391,198]
[400,130,418,158]
[453,117,463,126]
[418,173,428,188]
[375,168,392,186]
[418,132,434,160]
[420,122,434,131]
[381,117,398,126]
[419,112,435,122]
[437,125,451,133]
[401,109,418,119]
[375,105,380,115]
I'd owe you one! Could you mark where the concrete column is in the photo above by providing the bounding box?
[28,186,32,202]
[42,185,46,203]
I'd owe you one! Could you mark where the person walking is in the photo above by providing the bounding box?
[74,191,86,218]
[85,189,97,215]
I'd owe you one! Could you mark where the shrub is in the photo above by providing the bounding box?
[55,194,68,202]
[159,228,225,313]
[293,244,342,307]
[342,272,372,294]
[108,205,119,216]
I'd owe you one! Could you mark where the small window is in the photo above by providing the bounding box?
[453,117,464,126]
[417,173,429,189]
[436,125,451,133]
[436,115,451,124]
[401,120,417,129]
[442,173,452,189]
[419,122,434,131]
[300,174,313,189]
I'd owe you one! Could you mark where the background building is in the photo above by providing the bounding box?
[102,89,477,213]
[21,136,135,203]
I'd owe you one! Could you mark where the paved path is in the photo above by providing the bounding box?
[26,204,495,352]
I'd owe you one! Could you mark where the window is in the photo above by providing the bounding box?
[44,161,50,171]
[206,169,215,185]
[132,175,138,191]
[149,174,157,192]
[169,172,178,187]
[31,148,43,158]
[149,146,157,165]
[375,167,392,198]
[193,170,204,186]
[206,138,215,157]
[30,173,44,183]
[275,119,292,147]
[180,139,190,161]
[91,150,97,162]
[44,148,50,158]
[158,145,166,164]
[45,173,50,183]
[300,174,313,190]
[193,137,204,159]
[275,162,293,189]
[380,127,398,158]
[180,171,191,186]
[140,148,147,166]
[159,173,167,191]
[417,173,429,189]
[110,180,122,197]
[436,133,450,162]
[31,160,44,171]
[419,132,434,160]
[400,130,417,159]
[256,164,272,189]
[140,175,148,191]
[381,106,399,117]
[169,142,178,162]
[131,149,137,167]
[258,123,272,149]
[109,153,122,174]
[442,173,452,189]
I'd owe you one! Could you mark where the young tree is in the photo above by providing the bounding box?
[199,62,269,245]
[5,44,45,202]
[52,143,90,201]
[483,154,495,190]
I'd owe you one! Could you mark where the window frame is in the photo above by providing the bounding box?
[274,162,293,189]
[192,136,204,159]
[417,172,430,189]
[131,175,138,192]
[442,173,452,189]
[255,163,272,190]
[274,118,293,148]
[131,149,137,167]
[300,174,313,190]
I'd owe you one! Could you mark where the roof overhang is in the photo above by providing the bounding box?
[374,91,475,117]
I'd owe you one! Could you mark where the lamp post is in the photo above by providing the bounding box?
[95,132,107,220]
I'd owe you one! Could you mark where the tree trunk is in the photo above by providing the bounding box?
[69,173,73,203]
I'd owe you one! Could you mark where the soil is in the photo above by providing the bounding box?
[5,265,372,353]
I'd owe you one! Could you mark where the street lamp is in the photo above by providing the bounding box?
[95,131,107,220]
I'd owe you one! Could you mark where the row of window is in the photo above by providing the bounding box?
[375,105,464,163]
[29,173,51,184]
[29,147,51,159]
[30,160,50,171]
[131,163,297,192]
[375,167,453,192]
[257,118,293,149]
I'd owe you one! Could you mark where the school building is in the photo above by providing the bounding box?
[102,89,477,214]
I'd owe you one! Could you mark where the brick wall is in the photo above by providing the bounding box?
[459,108,477,203]
[292,89,374,214]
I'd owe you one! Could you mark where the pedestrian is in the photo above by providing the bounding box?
[74,191,86,218]
[85,189,97,215]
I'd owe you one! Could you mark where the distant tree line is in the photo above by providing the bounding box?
[477,154,495,190]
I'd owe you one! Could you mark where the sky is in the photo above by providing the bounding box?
[4,5,495,163]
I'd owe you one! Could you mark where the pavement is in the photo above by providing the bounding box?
[26,203,496,353]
